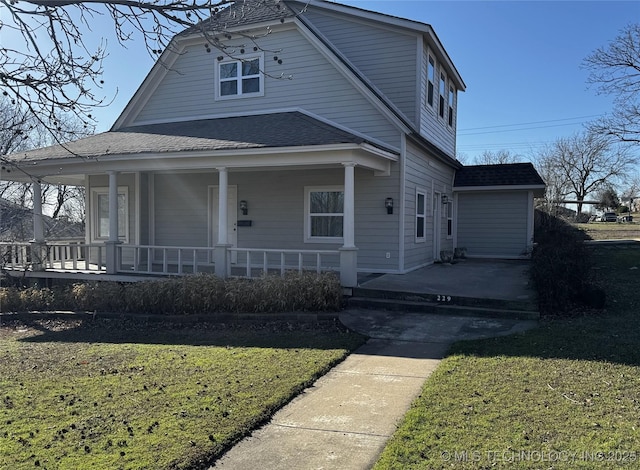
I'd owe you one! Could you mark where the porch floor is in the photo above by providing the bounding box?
[357,258,535,303]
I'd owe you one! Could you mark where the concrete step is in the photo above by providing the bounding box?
[352,287,538,313]
[347,294,539,321]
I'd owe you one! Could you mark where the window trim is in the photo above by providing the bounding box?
[439,72,446,118]
[448,85,455,127]
[446,201,453,239]
[215,52,265,101]
[416,189,427,243]
[426,55,435,108]
[91,186,129,243]
[304,186,344,244]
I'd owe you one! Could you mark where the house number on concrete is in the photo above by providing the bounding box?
[436,295,452,302]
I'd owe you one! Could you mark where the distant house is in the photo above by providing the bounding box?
[0,198,84,242]
[1,0,544,285]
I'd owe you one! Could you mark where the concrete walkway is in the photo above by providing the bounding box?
[212,310,537,469]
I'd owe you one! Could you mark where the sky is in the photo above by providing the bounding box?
[3,1,639,163]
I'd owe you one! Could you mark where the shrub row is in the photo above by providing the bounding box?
[531,210,598,315]
[0,272,343,315]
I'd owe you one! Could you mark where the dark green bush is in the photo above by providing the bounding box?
[532,210,595,315]
[0,272,343,315]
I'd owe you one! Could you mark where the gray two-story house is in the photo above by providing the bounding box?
[1,0,545,286]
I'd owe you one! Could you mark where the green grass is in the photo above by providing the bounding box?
[375,245,640,469]
[0,319,365,469]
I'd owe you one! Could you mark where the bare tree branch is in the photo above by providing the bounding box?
[583,23,640,144]
[0,0,292,139]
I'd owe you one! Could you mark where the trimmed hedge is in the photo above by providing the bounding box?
[0,272,343,314]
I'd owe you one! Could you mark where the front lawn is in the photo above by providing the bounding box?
[375,244,640,469]
[0,318,365,469]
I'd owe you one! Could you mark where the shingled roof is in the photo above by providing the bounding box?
[9,112,391,162]
[181,0,294,35]
[454,163,546,188]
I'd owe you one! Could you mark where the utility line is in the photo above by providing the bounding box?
[457,114,602,134]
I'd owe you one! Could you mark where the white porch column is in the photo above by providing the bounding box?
[105,171,121,274]
[217,167,228,245]
[214,167,230,278]
[32,181,45,243]
[30,180,46,270]
[108,171,119,243]
[340,163,358,287]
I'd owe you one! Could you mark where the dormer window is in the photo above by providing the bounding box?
[216,53,264,100]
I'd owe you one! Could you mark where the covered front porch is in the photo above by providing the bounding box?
[1,112,400,286]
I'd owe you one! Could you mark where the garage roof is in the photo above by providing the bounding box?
[454,163,546,188]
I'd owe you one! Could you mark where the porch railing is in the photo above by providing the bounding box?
[229,248,340,278]
[0,241,107,272]
[1,242,343,281]
[0,242,32,269]
[117,244,217,275]
[46,242,106,271]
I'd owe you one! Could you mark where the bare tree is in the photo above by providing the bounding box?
[537,132,637,215]
[1,97,91,222]
[1,0,291,139]
[583,23,640,144]
[473,149,523,165]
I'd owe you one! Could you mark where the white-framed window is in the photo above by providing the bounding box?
[439,72,446,118]
[304,186,344,243]
[91,187,129,242]
[448,85,455,127]
[446,201,453,239]
[427,55,435,107]
[215,53,264,100]
[416,190,427,242]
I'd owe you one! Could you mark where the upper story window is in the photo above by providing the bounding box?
[448,85,455,127]
[439,72,446,118]
[427,55,435,107]
[216,53,264,100]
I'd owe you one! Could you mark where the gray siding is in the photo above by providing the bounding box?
[403,140,455,271]
[418,43,456,157]
[150,167,401,272]
[132,27,401,149]
[302,8,417,123]
[457,191,528,258]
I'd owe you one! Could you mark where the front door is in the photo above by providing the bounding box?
[433,192,441,261]
[209,185,238,262]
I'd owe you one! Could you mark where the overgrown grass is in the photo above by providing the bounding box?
[0,319,365,469]
[0,272,343,314]
[374,244,640,469]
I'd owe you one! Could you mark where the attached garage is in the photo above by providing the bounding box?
[453,163,546,259]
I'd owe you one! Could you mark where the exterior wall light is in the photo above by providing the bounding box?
[385,197,394,214]
[442,194,449,204]
[240,200,248,215]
